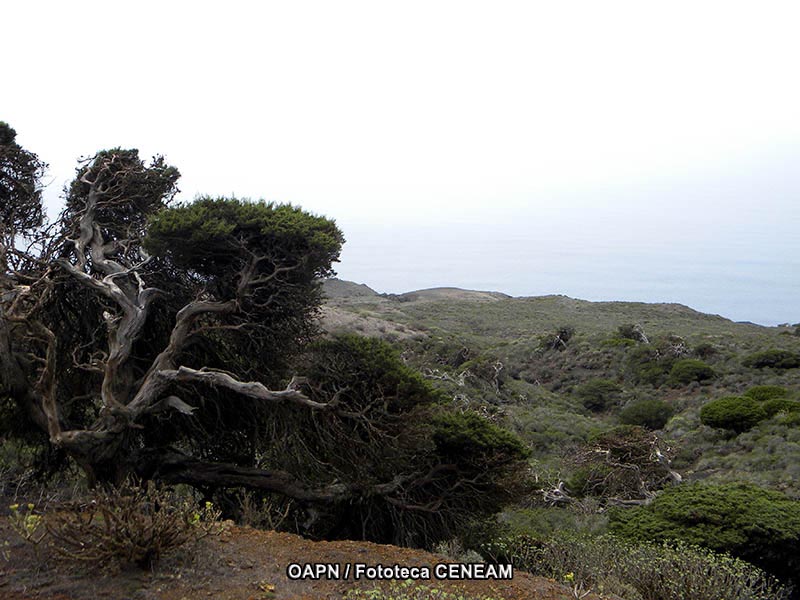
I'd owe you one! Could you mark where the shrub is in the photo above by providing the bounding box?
[574,378,622,412]
[742,349,800,369]
[744,385,790,401]
[288,335,531,547]
[692,342,717,359]
[602,337,637,347]
[616,323,648,342]
[538,325,575,351]
[699,396,767,433]
[567,426,676,501]
[479,531,786,600]
[761,398,800,418]
[666,358,715,386]
[626,340,687,387]
[44,480,222,568]
[609,482,800,587]
[619,399,674,430]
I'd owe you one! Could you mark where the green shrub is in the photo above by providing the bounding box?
[616,323,647,342]
[431,411,531,462]
[619,399,674,430]
[574,378,622,412]
[692,342,717,359]
[744,385,790,401]
[761,398,800,418]
[538,325,575,351]
[568,426,675,501]
[667,358,716,386]
[479,531,786,600]
[602,337,636,347]
[293,335,531,547]
[609,482,800,587]
[779,411,800,427]
[625,345,676,386]
[699,396,767,433]
[742,349,800,369]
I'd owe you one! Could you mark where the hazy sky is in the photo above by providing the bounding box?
[3,1,799,324]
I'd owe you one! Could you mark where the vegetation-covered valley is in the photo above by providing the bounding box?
[322,279,800,597]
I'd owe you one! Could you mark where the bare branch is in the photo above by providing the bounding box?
[156,366,328,410]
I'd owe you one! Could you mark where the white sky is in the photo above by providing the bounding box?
[3,1,799,323]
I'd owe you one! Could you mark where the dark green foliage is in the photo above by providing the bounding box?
[666,358,715,386]
[700,396,767,433]
[257,335,530,547]
[574,378,622,412]
[145,197,342,287]
[64,149,179,241]
[745,385,790,401]
[568,426,675,501]
[538,325,575,351]
[692,342,717,359]
[761,398,800,418]
[0,121,47,240]
[743,349,800,369]
[626,345,674,386]
[146,197,344,380]
[625,336,692,386]
[616,323,647,342]
[460,354,506,390]
[609,482,800,586]
[779,411,800,427]
[619,399,674,430]
[303,334,446,413]
[431,411,530,463]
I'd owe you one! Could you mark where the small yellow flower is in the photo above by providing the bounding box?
[9,504,19,511]
[27,503,34,511]
[564,572,575,583]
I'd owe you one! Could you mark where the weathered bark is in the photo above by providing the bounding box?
[3,152,409,512]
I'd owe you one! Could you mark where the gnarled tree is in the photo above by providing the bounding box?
[1,133,530,546]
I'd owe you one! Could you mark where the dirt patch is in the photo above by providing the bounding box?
[1,518,600,600]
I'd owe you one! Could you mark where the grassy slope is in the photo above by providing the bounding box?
[322,279,800,497]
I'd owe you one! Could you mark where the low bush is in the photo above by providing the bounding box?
[742,349,800,369]
[567,426,676,501]
[700,396,767,433]
[667,359,715,386]
[44,480,222,568]
[692,342,717,359]
[616,323,648,342]
[625,338,690,386]
[538,325,576,351]
[609,481,800,587]
[479,531,786,600]
[744,385,789,401]
[619,399,674,430]
[602,337,636,347]
[761,398,800,418]
[574,378,622,412]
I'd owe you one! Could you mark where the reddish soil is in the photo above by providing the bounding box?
[0,519,604,600]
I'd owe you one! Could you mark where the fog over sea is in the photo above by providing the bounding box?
[334,155,800,327]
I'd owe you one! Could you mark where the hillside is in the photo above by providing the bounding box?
[322,278,800,496]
